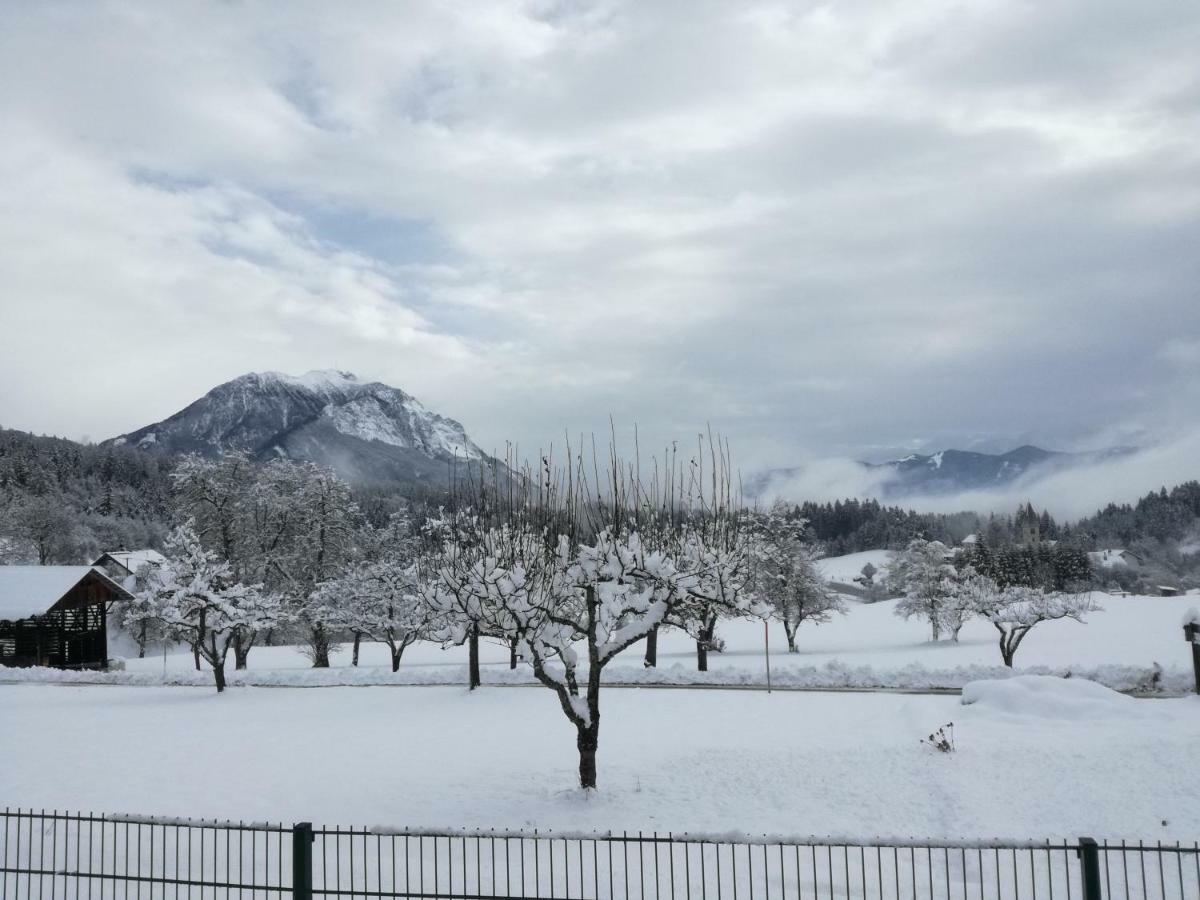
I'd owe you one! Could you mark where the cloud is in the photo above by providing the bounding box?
[0,0,1198,471]
[760,429,1200,522]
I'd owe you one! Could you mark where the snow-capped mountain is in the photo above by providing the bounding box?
[106,370,490,489]
[866,444,1135,495]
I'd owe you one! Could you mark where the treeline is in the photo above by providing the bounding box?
[0,427,174,562]
[791,499,1073,555]
[0,427,425,564]
[1073,482,1200,545]
[958,541,1091,591]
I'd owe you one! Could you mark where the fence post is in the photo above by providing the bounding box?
[1184,623,1200,695]
[1077,837,1102,900]
[293,822,314,900]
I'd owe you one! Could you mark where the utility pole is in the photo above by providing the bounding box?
[764,619,772,694]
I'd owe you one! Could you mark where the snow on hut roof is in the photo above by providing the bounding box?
[94,549,165,573]
[0,566,127,622]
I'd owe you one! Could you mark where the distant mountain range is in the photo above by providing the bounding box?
[105,370,493,491]
[98,371,1140,501]
[750,444,1138,500]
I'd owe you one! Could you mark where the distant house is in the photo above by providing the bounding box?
[1157,585,1183,597]
[960,534,979,546]
[1088,549,1143,569]
[0,567,132,669]
[92,549,166,585]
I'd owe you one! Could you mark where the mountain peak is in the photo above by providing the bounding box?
[105,370,487,489]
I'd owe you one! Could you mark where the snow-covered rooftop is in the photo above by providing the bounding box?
[95,549,165,573]
[0,566,120,621]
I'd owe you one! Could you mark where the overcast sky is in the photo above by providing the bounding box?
[1,0,1198,472]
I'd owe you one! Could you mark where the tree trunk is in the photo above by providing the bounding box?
[576,723,599,790]
[193,643,201,671]
[1001,633,1015,667]
[784,621,798,653]
[137,620,147,659]
[352,633,361,667]
[696,627,710,672]
[509,637,519,670]
[213,662,226,693]
[468,627,481,690]
[391,646,403,672]
[644,626,658,668]
[311,626,331,668]
[232,632,250,670]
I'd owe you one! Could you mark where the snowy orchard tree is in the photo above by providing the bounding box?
[418,509,496,689]
[146,523,282,691]
[962,575,1100,666]
[316,560,434,671]
[747,504,844,652]
[426,437,755,789]
[251,460,362,668]
[170,453,255,574]
[120,561,168,658]
[889,538,957,641]
[663,517,755,671]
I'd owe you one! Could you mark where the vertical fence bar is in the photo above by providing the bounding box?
[291,824,312,900]
[1078,840,1102,900]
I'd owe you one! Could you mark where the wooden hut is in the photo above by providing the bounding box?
[0,567,132,669]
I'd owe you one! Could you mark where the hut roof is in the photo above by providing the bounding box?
[93,549,165,573]
[0,566,130,621]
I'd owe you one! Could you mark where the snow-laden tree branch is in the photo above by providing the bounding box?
[144,523,283,692]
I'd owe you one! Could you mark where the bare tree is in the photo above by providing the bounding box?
[963,575,1100,666]
[890,538,956,641]
[424,433,755,789]
[748,504,844,652]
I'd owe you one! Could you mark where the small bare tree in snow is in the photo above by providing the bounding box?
[962,574,1100,666]
[121,561,168,658]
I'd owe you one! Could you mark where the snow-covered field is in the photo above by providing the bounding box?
[813,549,891,583]
[4,590,1194,693]
[1,677,1197,840]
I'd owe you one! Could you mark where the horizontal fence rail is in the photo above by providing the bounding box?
[2,810,1197,900]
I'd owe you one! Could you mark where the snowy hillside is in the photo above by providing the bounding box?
[106,370,489,488]
[814,549,892,584]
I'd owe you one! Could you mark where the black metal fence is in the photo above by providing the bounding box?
[2,809,1197,900]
